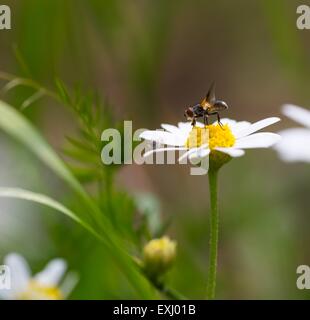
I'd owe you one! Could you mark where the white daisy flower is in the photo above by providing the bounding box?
[140,117,281,167]
[274,104,310,163]
[0,253,78,300]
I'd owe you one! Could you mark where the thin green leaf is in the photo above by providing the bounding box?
[21,89,45,110]
[68,165,99,183]
[55,78,72,105]
[66,136,98,154]
[0,188,101,241]
[0,100,90,204]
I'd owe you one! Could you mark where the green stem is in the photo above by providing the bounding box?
[160,285,187,300]
[152,279,187,300]
[206,169,219,300]
[133,258,188,300]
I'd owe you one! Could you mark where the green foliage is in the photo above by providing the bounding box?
[0,99,157,298]
[0,72,176,297]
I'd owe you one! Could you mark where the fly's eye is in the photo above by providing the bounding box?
[185,108,194,117]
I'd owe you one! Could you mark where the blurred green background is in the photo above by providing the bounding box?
[0,0,310,299]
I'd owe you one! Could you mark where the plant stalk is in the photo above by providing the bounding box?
[206,169,219,299]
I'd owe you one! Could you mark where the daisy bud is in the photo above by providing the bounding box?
[143,236,177,279]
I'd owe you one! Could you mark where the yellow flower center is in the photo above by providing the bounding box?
[18,280,63,300]
[185,124,235,150]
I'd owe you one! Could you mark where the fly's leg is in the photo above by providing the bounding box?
[191,118,196,127]
[216,112,224,129]
[203,114,209,126]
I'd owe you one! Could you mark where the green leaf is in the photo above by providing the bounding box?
[0,188,101,241]
[68,165,99,183]
[0,100,87,202]
[55,78,72,105]
[65,136,97,154]
[0,100,156,298]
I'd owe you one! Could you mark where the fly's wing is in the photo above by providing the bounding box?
[201,82,216,110]
[206,82,216,103]
[213,100,228,111]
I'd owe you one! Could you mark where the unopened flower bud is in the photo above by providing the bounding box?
[143,236,177,279]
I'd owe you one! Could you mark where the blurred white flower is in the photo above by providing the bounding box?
[274,104,310,163]
[0,253,78,300]
[140,117,281,163]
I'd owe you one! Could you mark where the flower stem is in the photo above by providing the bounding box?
[161,285,187,300]
[206,169,219,299]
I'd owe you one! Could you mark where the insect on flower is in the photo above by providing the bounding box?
[184,82,228,127]
[140,117,281,170]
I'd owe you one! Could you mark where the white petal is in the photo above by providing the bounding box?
[282,104,310,128]
[231,121,251,136]
[274,128,310,162]
[235,117,281,139]
[177,122,193,132]
[160,124,180,134]
[34,259,67,287]
[212,118,251,137]
[0,290,11,300]
[144,146,187,158]
[235,132,281,149]
[215,147,245,157]
[4,253,30,295]
[178,144,210,162]
[139,130,186,146]
[189,148,210,160]
[215,118,237,126]
[178,121,204,131]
